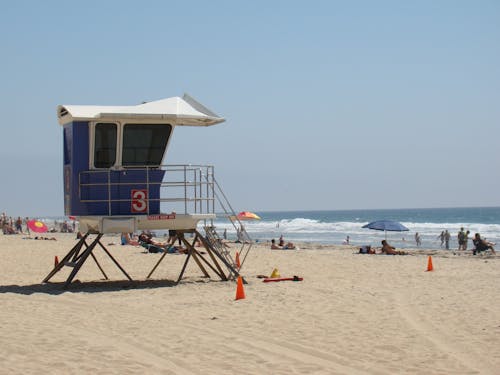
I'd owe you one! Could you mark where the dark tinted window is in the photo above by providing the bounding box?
[123,124,171,166]
[63,126,71,165]
[94,123,117,168]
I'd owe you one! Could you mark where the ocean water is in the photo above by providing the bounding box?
[212,207,500,250]
[41,206,500,250]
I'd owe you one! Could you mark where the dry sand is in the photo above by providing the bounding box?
[1,233,499,374]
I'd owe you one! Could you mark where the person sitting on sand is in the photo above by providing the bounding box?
[166,246,189,254]
[472,233,496,255]
[139,231,167,253]
[380,240,406,255]
[359,245,376,254]
[271,239,281,250]
[138,232,189,254]
[283,242,296,250]
[121,232,140,246]
[2,223,18,235]
[278,235,285,247]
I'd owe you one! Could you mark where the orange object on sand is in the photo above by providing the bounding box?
[426,256,433,272]
[235,276,245,300]
[54,256,59,267]
[235,251,241,268]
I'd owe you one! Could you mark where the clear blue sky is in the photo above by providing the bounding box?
[1,1,499,217]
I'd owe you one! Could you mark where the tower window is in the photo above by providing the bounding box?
[122,124,171,166]
[94,123,117,168]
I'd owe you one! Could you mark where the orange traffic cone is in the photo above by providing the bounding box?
[235,251,241,269]
[235,276,245,300]
[426,256,433,272]
[54,256,59,267]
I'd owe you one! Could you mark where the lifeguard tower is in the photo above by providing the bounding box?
[43,94,251,287]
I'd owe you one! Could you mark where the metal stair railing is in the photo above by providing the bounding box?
[198,171,253,271]
[203,225,236,271]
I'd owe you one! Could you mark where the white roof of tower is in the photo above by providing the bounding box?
[57,94,225,126]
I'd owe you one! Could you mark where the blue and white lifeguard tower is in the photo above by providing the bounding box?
[43,94,250,287]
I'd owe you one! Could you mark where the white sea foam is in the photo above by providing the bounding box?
[214,217,500,249]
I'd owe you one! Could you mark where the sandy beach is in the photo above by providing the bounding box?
[1,233,499,374]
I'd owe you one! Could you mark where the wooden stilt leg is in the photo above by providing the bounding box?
[64,234,103,288]
[90,252,109,280]
[192,248,225,279]
[176,249,192,284]
[96,239,132,281]
[44,232,133,288]
[175,234,210,281]
[191,248,210,277]
[182,235,226,279]
[183,238,210,278]
[43,234,89,283]
[175,232,228,281]
[190,251,211,277]
[203,244,227,279]
[146,251,168,279]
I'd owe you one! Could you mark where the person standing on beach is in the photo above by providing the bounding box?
[438,231,445,247]
[415,232,422,247]
[444,230,450,249]
[458,227,465,250]
[463,230,470,250]
[15,217,23,233]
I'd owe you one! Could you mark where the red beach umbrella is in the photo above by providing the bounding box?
[27,219,48,233]
[236,211,261,221]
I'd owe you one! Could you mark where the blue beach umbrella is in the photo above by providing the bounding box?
[362,220,409,239]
